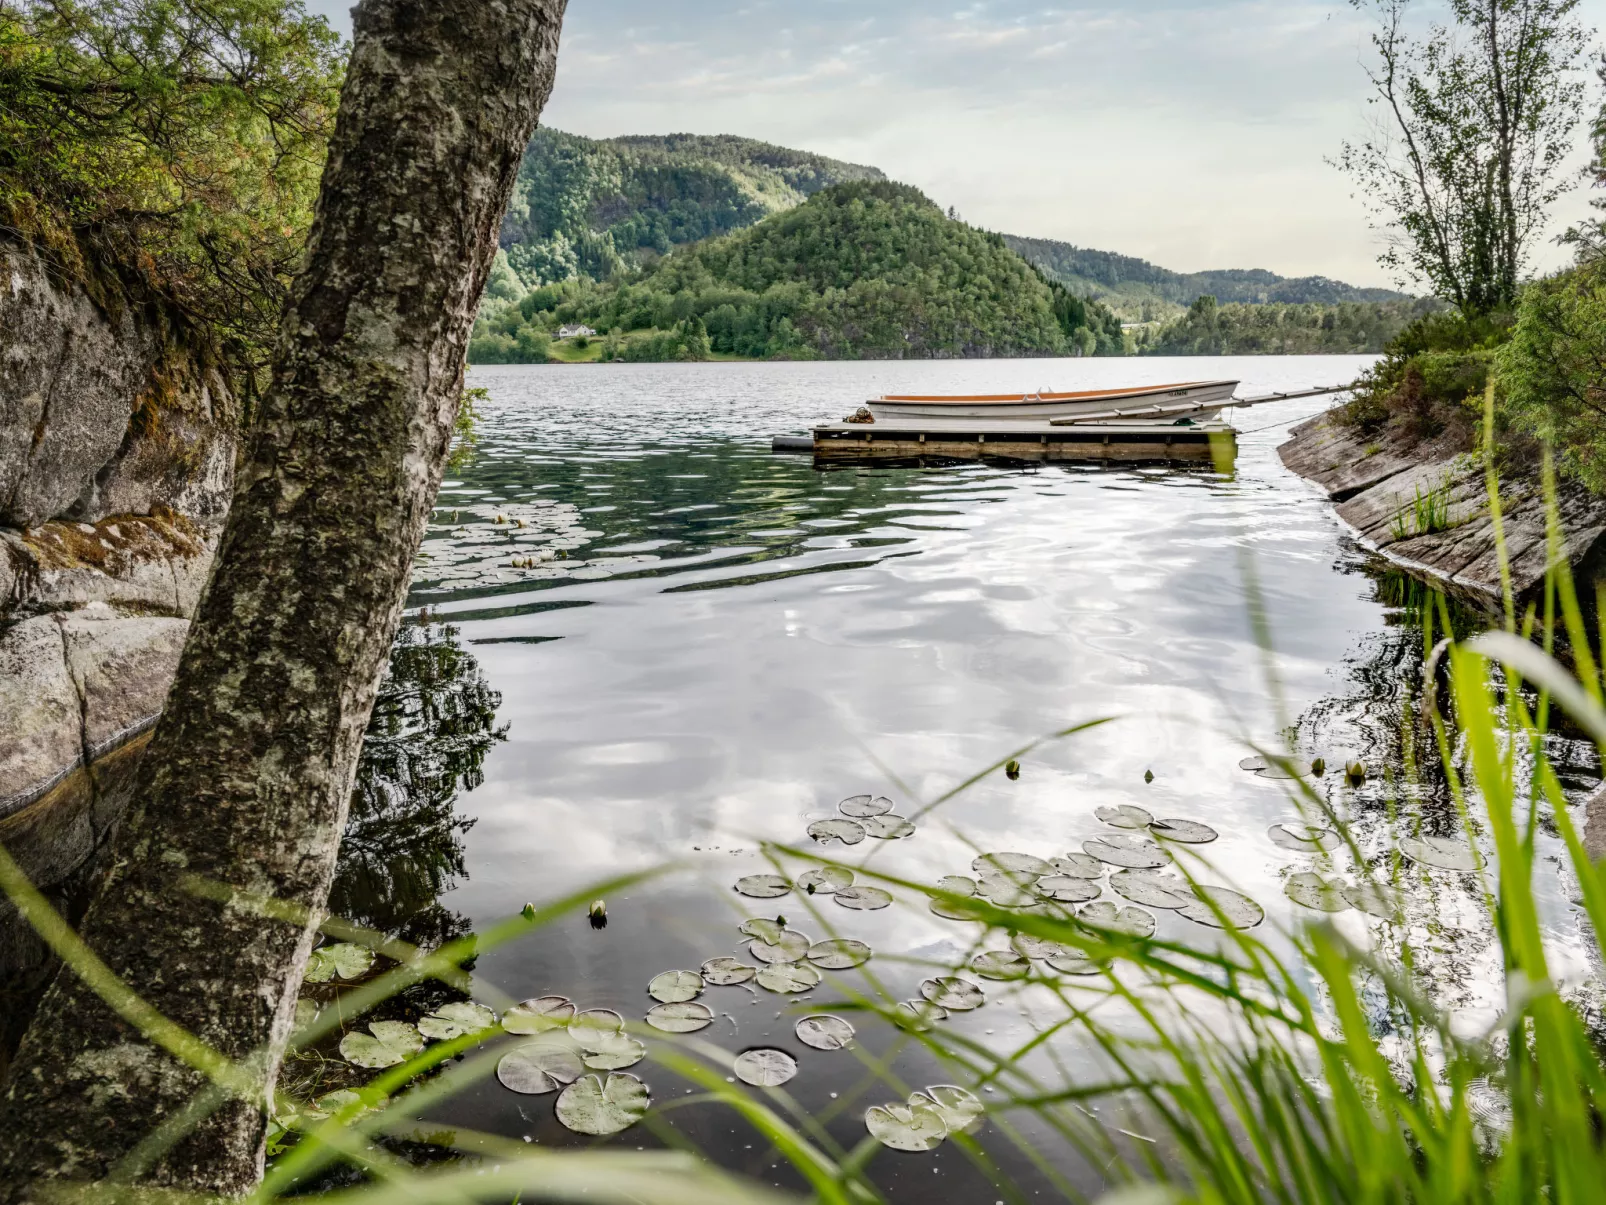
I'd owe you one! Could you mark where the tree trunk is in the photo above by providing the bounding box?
[0,0,566,1198]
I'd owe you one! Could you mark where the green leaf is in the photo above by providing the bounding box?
[339,1021,423,1069]
[555,1073,650,1136]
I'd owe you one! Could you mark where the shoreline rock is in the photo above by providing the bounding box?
[1278,410,1606,606]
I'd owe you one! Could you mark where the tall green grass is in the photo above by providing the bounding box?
[3,441,1606,1203]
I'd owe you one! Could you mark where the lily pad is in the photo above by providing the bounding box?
[808,938,872,970]
[937,875,977,896]
[1109,870,1194,909]
[497,1039,584,1094]
[569,1009,626,1048]
[701,957,757,986]
[749,929,811,964]
[808,818,866,846]
[1285,872,1349,912]
[1084,833,1170,869]
[1078,901,1156,938]
[1343,879,1402,920]
[973,852,1053,878]
[976,874,1038,908]
[930,895,989,921]
[894,999,949,1031]
[504,995,575,1035]
[648,970,704,1004]
[866,1101,948,1152]
[861,814,916,840]
[1269,823,1342,853]
[555,1073,650,1136]
[1011,931,1076,961]
[645,1001,715,1033]
[971,950,1031,981]
[1035,874,1101,903]
[1177,886,1265,930]
[798,867,853,895]
[739,917,787,943]
[339,1021,423,1069]
[1046,951,1106,975]
[1096,804,1153,829]
[583,1033,647,1071]
[920,976,985,1011]
[796,1014,856,1050]
[1238,755,1269,771]
[1256,763,1305,781]
[834,885,893,910]
[840,794,893,818]
[304,942,374,984]
[914,1085,984,1135]
[735,874,793,899]
[1049,853,1104,878]
[756,962,822,993]
[1149,818,1218,844]
[1399,834,1478,872]
[734,1048,798,1087]
[417,1001,497,1041]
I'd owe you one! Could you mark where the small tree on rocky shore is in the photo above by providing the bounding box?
[0,0,567,1197]
[1336,0,1590,315]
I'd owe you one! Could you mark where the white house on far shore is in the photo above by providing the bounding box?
[556,323,596,339]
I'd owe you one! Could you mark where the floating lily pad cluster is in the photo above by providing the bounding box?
[338,1001,499,1070]
[807,794,917,846]
[735,869,893,912]
[926,800,1264,949]
[496,997,653,1135]
[865,1084,985,1151]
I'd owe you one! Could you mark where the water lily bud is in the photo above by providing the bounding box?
[1005,759,1021,780]
[588,899,608,929]
[1311,757,1326,776]
[1144,769,1155,784]
[521,902,536,921]
[1346,760,1366,783]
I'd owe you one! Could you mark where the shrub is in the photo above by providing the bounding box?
[1497,260,1606,493]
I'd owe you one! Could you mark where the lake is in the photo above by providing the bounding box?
[335,355,1599,1198]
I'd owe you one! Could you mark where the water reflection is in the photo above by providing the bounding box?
[349,356,1606,1195]
[333,622,505,948]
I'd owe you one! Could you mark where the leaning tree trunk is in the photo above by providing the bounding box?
[0,0,566,1197]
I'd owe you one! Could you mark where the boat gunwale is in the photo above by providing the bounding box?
[872,380,1238,406]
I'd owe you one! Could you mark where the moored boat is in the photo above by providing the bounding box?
[865,379,1240,425]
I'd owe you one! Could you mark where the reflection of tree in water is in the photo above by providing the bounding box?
[332,623,506,948]
[1288,569,1601,1032]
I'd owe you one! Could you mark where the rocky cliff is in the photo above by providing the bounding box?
[0,236,239,1046]
[1278,411,1606,606]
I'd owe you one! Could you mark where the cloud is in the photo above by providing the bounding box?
[300,0,1606,286]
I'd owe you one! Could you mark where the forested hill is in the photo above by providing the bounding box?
[472,181,1123,362]
[497,129,885,283]
[1002,234,1410,308]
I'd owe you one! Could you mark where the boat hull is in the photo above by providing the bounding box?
[866,380,1239,425]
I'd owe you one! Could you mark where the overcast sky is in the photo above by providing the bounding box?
[305,1,1606,287]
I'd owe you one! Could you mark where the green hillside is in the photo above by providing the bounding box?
[472,181,1123,362]
[1002,234,1412,314]
[496,129,885,285]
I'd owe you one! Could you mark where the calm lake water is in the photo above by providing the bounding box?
[344,356,1600,1198]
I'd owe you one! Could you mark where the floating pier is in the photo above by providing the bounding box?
[781,421,1235,466]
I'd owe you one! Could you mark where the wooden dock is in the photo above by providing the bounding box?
[798,421,1236,467]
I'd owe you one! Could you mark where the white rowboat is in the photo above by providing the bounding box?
[866,380,1240,426]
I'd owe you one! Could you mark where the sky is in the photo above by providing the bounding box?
[304,1,1606,288]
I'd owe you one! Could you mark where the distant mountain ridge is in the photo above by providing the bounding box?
[497,130,885,285]
[1000,234,1410,308]
[495,131,1405,310]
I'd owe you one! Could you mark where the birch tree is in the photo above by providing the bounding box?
[1336,0,1589,314]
